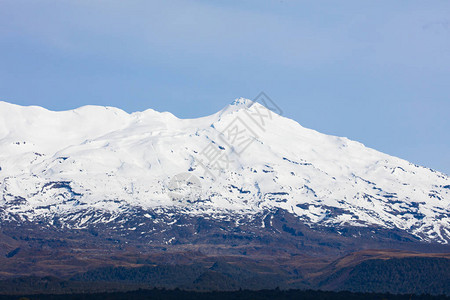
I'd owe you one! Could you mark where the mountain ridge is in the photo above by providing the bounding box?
[0,99,449,245]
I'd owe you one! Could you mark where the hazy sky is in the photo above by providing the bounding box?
[1,0,449,174]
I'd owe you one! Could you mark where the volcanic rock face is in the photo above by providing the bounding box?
[0,99,449,253]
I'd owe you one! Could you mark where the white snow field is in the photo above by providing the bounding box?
[0,99,448,243]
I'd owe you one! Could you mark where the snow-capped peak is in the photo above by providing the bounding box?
[0,100,448,244]
[230,97,255,107]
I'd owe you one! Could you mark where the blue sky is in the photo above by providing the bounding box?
[1,0,449,174]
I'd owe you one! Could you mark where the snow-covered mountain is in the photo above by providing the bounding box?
[0,99,449,244]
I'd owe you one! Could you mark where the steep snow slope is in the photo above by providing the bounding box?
[0,100,449,243]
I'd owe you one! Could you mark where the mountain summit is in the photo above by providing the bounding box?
[0,99,449,249]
